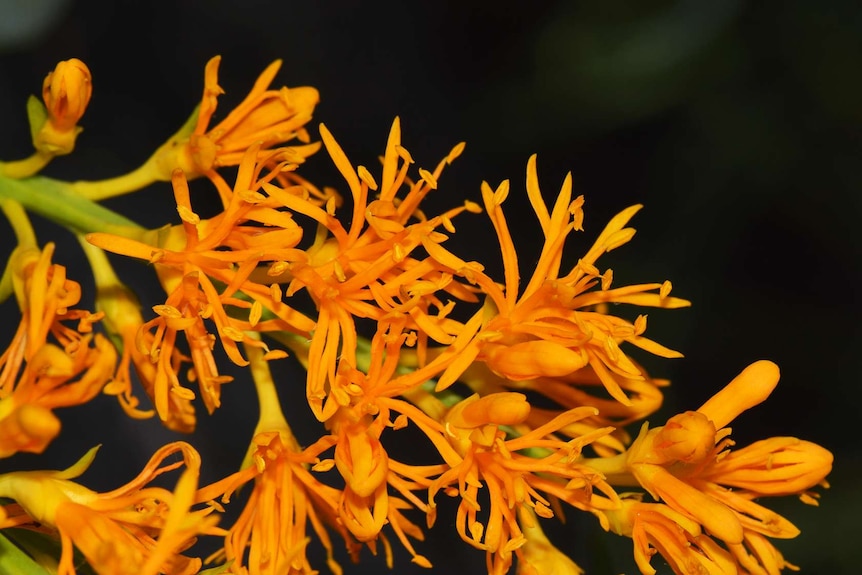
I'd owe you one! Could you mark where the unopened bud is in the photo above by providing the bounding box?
[43,59,92,131]
[34,58,93,155]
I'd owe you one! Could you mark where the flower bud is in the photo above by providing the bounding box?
[483,340,589,381]
[654,410,716,464]
[42,58,92,131]
[33,58,92,155]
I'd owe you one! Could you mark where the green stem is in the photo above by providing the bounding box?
[244,339,301,453]
[76,234,121,286]
[0,199,36,304]
[0,152,52,179]
[0,174,146,240]
[0,199,36,249]
[69,158,161,201]
[69,105,201,201]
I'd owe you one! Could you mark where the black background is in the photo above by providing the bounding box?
[0,1,859,573]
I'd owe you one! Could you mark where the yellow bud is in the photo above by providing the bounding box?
[484,340,588,381]
[654,411,716,464]
[446,393,531,429]
[697,360,780,430]
[33,59,93,155]
[0,449,98,525]
[42,59,92,131]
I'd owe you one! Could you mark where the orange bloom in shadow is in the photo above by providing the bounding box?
[311,319,453,568]
[154,55,320,179]
[97,279,195,432]
[0,442,222,575]
[0,244,113,457]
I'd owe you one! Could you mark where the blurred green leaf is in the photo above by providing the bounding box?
[0,530,51,575]
[2,528,97,575]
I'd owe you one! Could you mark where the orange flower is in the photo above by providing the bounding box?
[311,319,450,568]
[88,147,315,427]
[153,55,320,179]
[33,58,92,155]
[426,392,620,575]
[195,342,358,575]
[97,276,196,432]
[0,244,113,457]
[266,118,479,420]
[0,441,222,575]
[613,360,832,572]
[198,431,354,575]
[427,155,690,412]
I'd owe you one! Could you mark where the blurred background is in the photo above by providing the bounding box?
[0,0,859,573]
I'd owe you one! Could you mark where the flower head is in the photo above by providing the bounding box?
[199,430,353,575]
[269,119,478,421]
[193,341,357,575]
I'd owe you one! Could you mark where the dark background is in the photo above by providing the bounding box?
[0,1,859,573]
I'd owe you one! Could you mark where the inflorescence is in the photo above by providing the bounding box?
[0,56,832,575]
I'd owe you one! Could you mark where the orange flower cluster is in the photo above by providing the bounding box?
[0,55,834,575]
